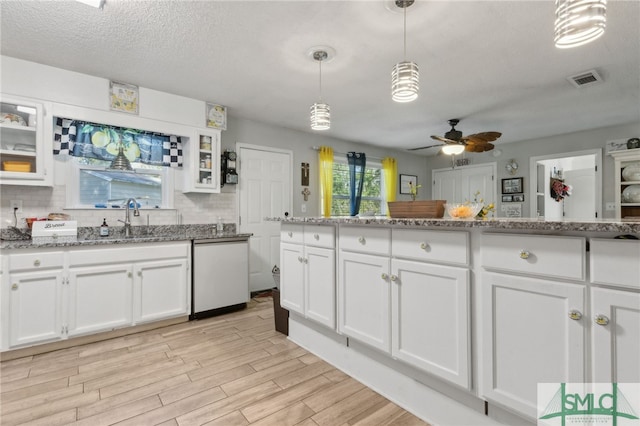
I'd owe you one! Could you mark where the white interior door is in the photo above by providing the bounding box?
[238,144,292,292]
[562,168,596,219]
[433,164,496,211]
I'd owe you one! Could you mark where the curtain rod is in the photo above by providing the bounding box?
[311,146,386,162]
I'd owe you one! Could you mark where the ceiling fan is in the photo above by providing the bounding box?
[410,119,502,153]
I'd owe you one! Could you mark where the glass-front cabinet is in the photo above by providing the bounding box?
[0,94,53,186]
[612,147,640,220]
[182,129,221,193]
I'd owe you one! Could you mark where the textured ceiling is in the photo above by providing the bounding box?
[1,0,639,155]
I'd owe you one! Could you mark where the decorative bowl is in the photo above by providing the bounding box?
[622,185,640,203]
[622,163,640,182]
[445,202,483,219]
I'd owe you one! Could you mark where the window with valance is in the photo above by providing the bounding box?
[53,117,183,167]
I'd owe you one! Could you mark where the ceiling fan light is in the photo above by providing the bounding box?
[391,61,419,103]
[555,0,606,48]
[442,144,465,155]
[310,102,331,130]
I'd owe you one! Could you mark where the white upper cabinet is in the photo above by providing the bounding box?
[0,94,53,186]
[181,129,221,193]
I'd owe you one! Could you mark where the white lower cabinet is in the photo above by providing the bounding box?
[338,251,391,352]
[391,258,470,388]
[134,259,189,323]
[280,224,336,330]
[8,268,65,347]
[591,287,640,383]
[2,242,190,351]
[481,272,586,419]
[67,264,133,337]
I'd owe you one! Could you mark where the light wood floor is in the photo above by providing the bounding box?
[0,296,429,426]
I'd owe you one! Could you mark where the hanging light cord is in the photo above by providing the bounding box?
[403,2,407,60]
[318,58,323,102]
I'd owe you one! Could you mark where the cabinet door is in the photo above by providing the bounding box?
[67,264,133,337]
[391,259,470,388]
[8,269,64,347]
[134,259,189,323]
[305,246,335,329]
[280,242,305,315]
[481,272,586,419]
[338,251,390,353]
[591,287,640,383]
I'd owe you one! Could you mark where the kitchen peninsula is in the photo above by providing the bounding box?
[276,216,640,425]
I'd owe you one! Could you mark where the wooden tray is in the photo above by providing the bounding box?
[388,200,446,218]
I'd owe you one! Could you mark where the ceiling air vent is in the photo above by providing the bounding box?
[567,69,603,88]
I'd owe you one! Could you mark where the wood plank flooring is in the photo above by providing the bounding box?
[0,296,429,426]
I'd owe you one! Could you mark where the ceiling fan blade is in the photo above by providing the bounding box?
[408,144,442,151]
[466,142,495,152]
[464,132,502,143]
[431,135,459,144]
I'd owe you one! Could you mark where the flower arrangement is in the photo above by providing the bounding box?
[473,191,495,218]
[408,181,422,201]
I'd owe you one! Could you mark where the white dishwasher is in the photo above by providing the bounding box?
[191,237,249,320]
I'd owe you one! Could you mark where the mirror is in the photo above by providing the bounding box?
[529,149,602,220]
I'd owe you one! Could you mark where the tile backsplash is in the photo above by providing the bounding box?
[0,185,236,229]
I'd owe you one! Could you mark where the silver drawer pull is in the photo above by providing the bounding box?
[11,283,18,290]
[34,259,41,266]
[595,315,609,326]
[390,274,398,282]
[381,273,389,280]
[568,310,582,320]
[127,272,132,278]
[420,242,428,250]
[314,234,320,240]
[303,257,308,264]
[287,231,293,238]
[519,250,530,259]
[358,236,366,244]
[297,256,303,263]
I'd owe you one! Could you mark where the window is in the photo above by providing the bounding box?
[67,157,174,209]
[331,160,385,216]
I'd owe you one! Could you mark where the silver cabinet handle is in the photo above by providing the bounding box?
[381,273,389,280]
[303,257,308,264]
[568,310,582,320]
[390,275,398,282]
[297,256,303,263]
[288,231,293,237]
[127,272,132,278]
[314,234,320,240]
[420,242,428,250]
[34,259,41,266]
[519,250,530,259]
[11,283,18,290]
[138,271,142,277]
[595,315,609,326]
[358,236,366,244]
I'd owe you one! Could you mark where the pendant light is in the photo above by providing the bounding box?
[108,143,134,171]
[554,0,606,48]
[391,0,419,103]
[310,50,330,131]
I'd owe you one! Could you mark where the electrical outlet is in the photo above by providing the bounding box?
[10,200,23,212]
[301,204,307,213]
[605,202,616,211]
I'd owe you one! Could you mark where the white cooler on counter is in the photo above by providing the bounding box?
[31,221,78,245]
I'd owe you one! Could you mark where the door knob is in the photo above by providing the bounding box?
[594,314,609,325]
[11,283,18,290]
[519,250,531,259]
[420,242,428,250]
[568,310,582,320]
[381,273,389,280]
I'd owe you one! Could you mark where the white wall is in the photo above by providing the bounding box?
[0,56,428,228]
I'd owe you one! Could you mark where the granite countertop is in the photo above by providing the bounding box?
[1,224,252,250]
[271,216,640,234]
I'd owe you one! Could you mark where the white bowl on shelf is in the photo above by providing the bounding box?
[622,163,640,182]
[622,185,640,203]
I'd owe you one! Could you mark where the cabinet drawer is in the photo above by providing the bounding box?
[482,233,585,281]
[590,239,640,289]
[69,242,189,266]
[281,223,304,244]
[392,229,469,266]
[304,225,335,249]
[339,225,390,255]
[9,250,64,271]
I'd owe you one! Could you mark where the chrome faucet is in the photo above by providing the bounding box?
[118,198,140,237]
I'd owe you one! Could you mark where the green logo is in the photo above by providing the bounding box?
[539,383,639,426]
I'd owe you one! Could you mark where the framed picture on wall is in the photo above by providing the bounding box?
[109,81,139,114]
[206,102,227,130]
[513,194,525,202]
[400,174,417,194]
[502,195,513,202]
[501,177,523,194]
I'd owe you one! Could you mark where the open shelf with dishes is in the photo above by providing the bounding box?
[181,129,221,193]
[611,148,640,220]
